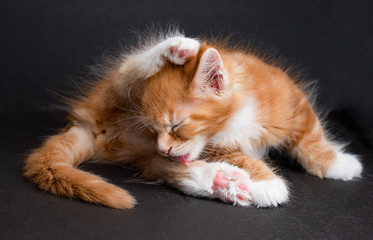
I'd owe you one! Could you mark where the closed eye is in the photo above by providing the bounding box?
[171,124,180,133]
[171,119,187,133]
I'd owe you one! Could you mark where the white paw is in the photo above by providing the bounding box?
[181,162,253,207]
[162,37,200,65]
[251,178,289,207]
[326,152,362,180]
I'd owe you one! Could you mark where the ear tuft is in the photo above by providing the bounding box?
[191,48,227,96]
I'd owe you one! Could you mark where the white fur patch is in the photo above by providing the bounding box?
[180,162,221,197]
[212,98,264,155]
[251,178,289,207]
[188,135,207,161]
[136,46,167,78]
[326,151,362,180]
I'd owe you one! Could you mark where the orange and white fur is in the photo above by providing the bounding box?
[24,32,363,209]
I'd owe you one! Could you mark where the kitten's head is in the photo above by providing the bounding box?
[139,44,235,163]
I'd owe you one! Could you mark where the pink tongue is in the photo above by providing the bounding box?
[171,154,192,163]
[180,155,187,163]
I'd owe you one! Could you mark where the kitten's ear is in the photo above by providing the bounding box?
[190,48,227,96]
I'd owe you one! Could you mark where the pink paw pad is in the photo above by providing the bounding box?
[167,44,196,64]
[238,183,248,191]
[212,169,252,205]
[232,171,242,178]
[237,194,246,201]
[169,46,178,55]
[212,170,229,190]
[178,50,189,58]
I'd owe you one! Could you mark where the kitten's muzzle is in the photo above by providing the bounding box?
[157,146,192,163]
[158,146,172,156]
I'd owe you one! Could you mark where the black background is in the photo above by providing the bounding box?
[1,1,373,239]
[2,1,373,115]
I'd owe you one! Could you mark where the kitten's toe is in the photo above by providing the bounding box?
[251,178,289,207]
[326,152,362,180]
[212,168,253,206]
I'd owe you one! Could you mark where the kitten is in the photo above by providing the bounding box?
[24,32,362,209]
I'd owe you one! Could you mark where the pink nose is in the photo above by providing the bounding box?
[160,146,172,155]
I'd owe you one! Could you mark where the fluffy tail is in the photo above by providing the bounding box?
[24,126,136,209]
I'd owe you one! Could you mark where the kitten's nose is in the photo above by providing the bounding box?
[160,146,172,155]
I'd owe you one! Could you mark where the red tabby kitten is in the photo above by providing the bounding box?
[24,32,362,209]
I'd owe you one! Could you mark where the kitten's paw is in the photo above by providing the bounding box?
[181,162,253,206]
[212,168,253,206]
[163,37,200,65]
[326,152,362,180]
[251,178,289,207]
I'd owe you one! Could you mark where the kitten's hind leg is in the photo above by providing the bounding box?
[288,116,362,180]
[24,126,137,209]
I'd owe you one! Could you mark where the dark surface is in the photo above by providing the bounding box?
[1,112,372,240]
[1,0,373,239]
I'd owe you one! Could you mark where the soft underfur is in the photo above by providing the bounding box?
[24,31,363,209]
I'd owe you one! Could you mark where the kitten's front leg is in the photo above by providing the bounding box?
[143,158,253,206]
[136,36,200,77]
[115,36,200,94]
[160,36,201,65]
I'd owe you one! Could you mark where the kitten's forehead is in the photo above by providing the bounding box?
[173,97,198,118]
[155,99,194,125]
[140,52,205,127]
[140,64,189,123]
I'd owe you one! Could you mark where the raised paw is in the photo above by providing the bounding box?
[163,37,200,65]
[212,168,253,206]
